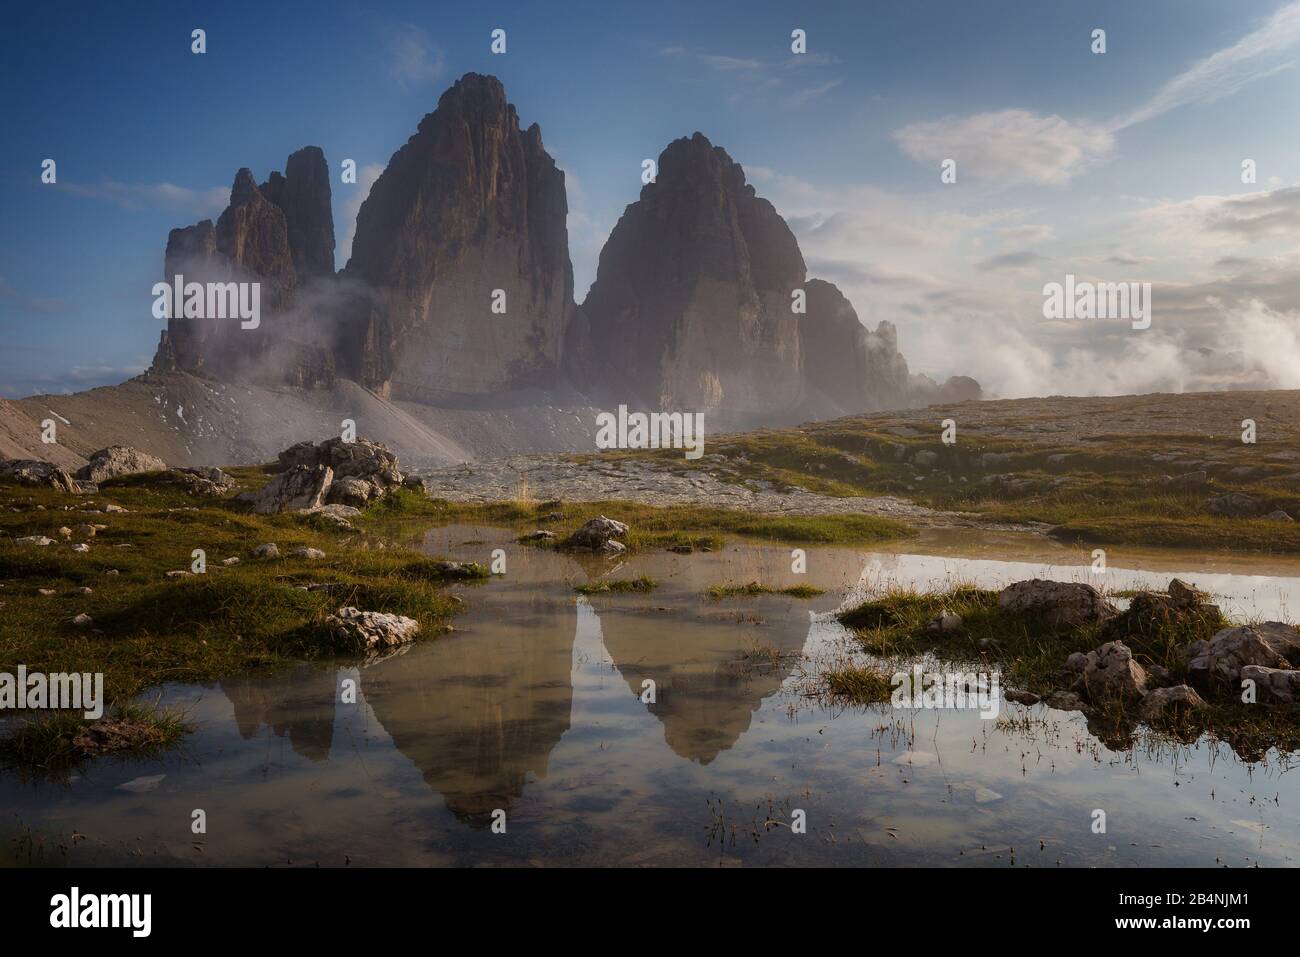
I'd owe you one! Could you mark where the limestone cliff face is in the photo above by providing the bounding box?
[152,153,336,387]
[341,73,577,400]
[582,133,805,421]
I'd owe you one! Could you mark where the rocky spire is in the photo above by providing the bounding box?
[341,72,578,400]
[150,158,334,387]
[581,133,807,422]
[261,146,336,278]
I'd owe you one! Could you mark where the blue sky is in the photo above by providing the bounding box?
[4,0,1300,397]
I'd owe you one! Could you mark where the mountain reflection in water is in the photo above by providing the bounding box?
[2,525,1299,866]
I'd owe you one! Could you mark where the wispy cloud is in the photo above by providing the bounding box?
[1111,2,1300,130]
[56,181,228,215]
[783,78,843,108]
[697,54,762,72]
[658,43,842,108]
[893,2,1300,185]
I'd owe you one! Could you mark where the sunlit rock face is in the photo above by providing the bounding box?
[341,73,579,401]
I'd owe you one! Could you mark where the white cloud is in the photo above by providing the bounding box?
[893,3,1300,186]
[893,110,1115,185]
[743,161,1300,398]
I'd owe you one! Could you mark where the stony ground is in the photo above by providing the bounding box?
[415,455,1041,531]
[412,389,1300,549]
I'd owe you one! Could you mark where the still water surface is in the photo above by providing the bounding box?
[3,526,1298,866]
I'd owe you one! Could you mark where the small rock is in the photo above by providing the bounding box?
[998,579,1117,628]
[1206,492,1261,518]
[1185,622,1300,687]
[70,613,93,627]
[1004,689,1040,705]
[251,543,280,559]
[566,516,630,553]
[76,445,168,483]
[220,557,240,566]
[324,606,420,652]
[0,459,78,492]
[1073,641,1149,702]
[1239,665,1300,705]
[326,476,375,508]
[923,611,963,634]
[290,546,326,560]
[246,465,333,515]
[1264,509,1294,522]
[71,543,90,553]
[165,570,193,578]
[15,536,55,546]
[1139,684,1208,721]
[1168,578,1208,608]
[1044,690,1086,712]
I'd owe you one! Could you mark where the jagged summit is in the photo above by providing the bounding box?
[340,71,579,400]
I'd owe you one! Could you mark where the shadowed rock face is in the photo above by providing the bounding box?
[142,74,971,421]
[260,146,335,279]
[215,168,297,312]
[800,279,911,412]
[341,73,578,400]
[582,133,806,422]
[152,153,337,388]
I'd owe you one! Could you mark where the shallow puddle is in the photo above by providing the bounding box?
[3,526,1298,866]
